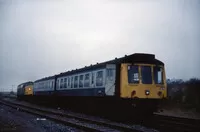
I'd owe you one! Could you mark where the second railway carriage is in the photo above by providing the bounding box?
[33,76,55,95]
[32,76,56,104]
[55,64,116,96]
[31,53,167,115]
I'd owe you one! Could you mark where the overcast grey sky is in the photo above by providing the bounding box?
[0,0,200,91]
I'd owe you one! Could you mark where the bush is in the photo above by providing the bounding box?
[167,78,200,112]
[185,78,200,111]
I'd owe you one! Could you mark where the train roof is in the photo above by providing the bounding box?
[34,75,55,83]
[56,53,164,77]
[17,81,33,88]
[34,53,164,81]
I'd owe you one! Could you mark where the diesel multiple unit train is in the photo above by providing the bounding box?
[17,53,167,116]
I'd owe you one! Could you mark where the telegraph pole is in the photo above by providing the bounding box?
[11,85,15,94]
[12,85,14,92]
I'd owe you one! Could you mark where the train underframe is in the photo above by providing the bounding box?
[17,95,160,121]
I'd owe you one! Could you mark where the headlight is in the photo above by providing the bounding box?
[145,90,150,95]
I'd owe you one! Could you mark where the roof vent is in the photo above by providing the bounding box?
[133,53,155,60]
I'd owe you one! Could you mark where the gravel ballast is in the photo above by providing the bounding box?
[0,104,83,132]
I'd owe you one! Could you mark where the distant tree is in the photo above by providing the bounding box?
[166,78,200,112]
[167,78,185,102]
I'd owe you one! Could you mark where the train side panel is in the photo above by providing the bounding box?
[55,64,116,97]
[56,68,107,96]
[33,79,55,95]
[17,85,24,97]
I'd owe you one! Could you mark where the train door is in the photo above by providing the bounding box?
[105,64,116,96]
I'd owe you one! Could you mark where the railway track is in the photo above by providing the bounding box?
[2,97,199,132]
[143,114,200,132]
[0,99,146,132]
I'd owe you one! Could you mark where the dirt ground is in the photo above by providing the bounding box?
[155,104,200,119]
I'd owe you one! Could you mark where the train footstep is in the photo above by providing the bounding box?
[160,109,164,112]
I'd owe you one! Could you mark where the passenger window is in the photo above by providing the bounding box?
[52,81,54,89]
[84,73,90,87]
[154,66,164,84]
[79,75,84,88]
[60,79,63,88]
[96,71,103,86]
[57,80,59,89]
[128,65,139,84]
[92,73,94,84]
[71,77,74,88]
[68,77,70,88]
[64,78,67,88]
[141,66,152,84]
[74,76,78,88]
